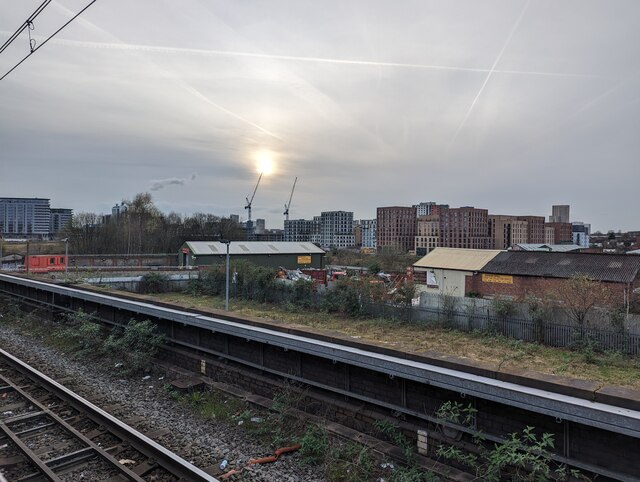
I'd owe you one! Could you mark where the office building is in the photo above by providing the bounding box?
[549,205,570,223]
[0,198,52,238]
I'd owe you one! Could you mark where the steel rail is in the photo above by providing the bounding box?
[2,273,639,440]
[0,347,219,482]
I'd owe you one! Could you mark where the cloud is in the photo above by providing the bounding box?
[149,177,186,191]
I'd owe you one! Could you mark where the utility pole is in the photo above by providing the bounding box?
[221,240,231,311]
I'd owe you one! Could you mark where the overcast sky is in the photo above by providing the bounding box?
[1,0,638,232]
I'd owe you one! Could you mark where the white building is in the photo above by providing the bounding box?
[361,219,377,248]
[572,222,591,248]
[413,248,502,297]
[320,211,354,248]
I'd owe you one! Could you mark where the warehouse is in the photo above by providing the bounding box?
[179,241,325,269]
[468,251,640,307]
[412,248,502,297]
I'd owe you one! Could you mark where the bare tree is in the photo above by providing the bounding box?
[554,275,615,326]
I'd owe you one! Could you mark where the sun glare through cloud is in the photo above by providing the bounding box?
[255,150,275,175]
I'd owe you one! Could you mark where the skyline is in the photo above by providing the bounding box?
[1,0,638,232]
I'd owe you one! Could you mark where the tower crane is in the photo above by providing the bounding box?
[244,172,263,223]
[283,177,298,221]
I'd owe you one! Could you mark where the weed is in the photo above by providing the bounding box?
[104,318,165,374]
[300,426,329,464]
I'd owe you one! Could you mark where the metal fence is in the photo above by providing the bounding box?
[361,302,640,355]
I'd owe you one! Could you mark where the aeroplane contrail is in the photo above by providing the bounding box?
[449,0,531,150]
[0,32,600,79]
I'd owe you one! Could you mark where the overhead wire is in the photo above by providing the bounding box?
[0,0,100,81]
[0,0,52,55]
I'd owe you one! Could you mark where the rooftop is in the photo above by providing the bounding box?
[184,241,325,256]
[512,243,583,252]
[481,251,640,283]
[413,247,503,272]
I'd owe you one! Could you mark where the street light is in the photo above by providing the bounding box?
[220,240,231,311]
[62,238,69,274]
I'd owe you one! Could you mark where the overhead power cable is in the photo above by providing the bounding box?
[0,0,100,82]
[0,0,52,55]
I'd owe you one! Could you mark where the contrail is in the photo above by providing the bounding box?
[5,4,284,143]
[449,0,531,149]
[179,82,284,141]
[0,31,599,79]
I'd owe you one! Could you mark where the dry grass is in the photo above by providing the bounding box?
[1,241,64,256]
[145,292,640,390]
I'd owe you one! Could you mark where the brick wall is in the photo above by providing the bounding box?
[466,274,631,307]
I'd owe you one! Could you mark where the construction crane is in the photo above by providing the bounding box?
[244,172,263,223]
[283,177,298,221]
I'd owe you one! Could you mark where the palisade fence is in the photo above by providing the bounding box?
[361,294,640,355]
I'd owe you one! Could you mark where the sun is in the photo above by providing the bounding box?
[255,150,275,175]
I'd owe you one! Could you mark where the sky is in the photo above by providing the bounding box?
[0,0,638,232]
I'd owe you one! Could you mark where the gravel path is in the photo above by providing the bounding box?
[0,322,325,482]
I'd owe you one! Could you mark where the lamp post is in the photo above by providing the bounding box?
[221,240,231,311]
[62,238,69,274]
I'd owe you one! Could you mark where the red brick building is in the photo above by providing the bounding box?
[439,206,492,249]
[376,206,417,252]
[545,222,573,244]
[466,251,640,308]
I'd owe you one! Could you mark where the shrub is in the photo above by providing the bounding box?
[55,310,104,356]
[104,319,165,373]
[138,273,171,294]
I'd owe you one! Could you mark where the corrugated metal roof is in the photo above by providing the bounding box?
[413,248,503,271]
[481,251,640,283]
[513,243,583,252]
[184,241,325,256]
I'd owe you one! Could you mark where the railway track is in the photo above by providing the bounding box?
[0,348,218,482]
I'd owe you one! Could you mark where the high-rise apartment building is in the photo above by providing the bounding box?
[414,202,449,217]
[572,222,591,248]
[488,215,545,249]
[415,215,439,255]
[488,215,527,249]
[439,206,491,249]
[549,205,570,223]
[254,218,266,234]
[0,198,52,238]
[360,219,377,249]
[112,203,128,218]
[376,206,417,252]
[50,208,73,234]
[320,211,355,248]
[284,219,315,242]
[518,216,545,244]
[545,222,573,244]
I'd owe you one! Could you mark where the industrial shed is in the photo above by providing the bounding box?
[412,248,503,297]
[179,241,325,269]
[468,251,640,306]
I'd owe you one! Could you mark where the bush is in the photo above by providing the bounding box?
[104,319,165,373]
[321,278,363,316]
[55,310,104,356]
[138,273,171,294]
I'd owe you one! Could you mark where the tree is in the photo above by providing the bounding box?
[554,275,614,326]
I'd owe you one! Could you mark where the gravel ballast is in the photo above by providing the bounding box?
[0,322,325,482]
